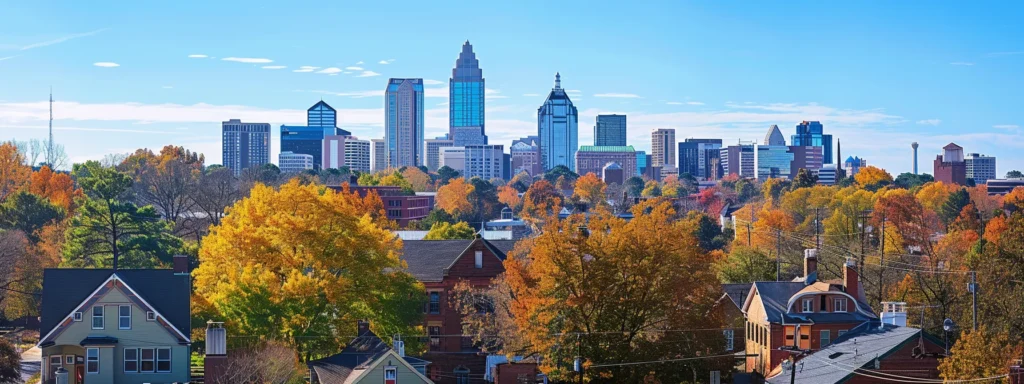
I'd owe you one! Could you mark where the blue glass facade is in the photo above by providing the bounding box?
[278,100,349,170]
[308,101,337,130]
[755,145,795,180]
[791,121,833,164]
[537,73,578,171]
[450,41,486,143]
[386,78,425,167]
[594,114,627,146]
[635,151,647,176]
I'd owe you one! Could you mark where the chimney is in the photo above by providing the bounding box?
[173,254,189,275]
[393,334,406,357]
[844,257,860,300]
[803,249,818,278]
[879,302,907,327]
[204,321,228,384]
[357,320,370,335]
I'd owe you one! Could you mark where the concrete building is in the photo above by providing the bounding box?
[791,120,833,164]
[987,178,1024,195]
[790,146,824,177]
[449,41,486,143]
[451,126,486,146]
[843,156,867,176]
[537,73,578,171]
[602,162,625,185]
[371,139,387,172]
[965,153,996,184]
[385,78,425,168]
[575,146,638,180]
[322,135,347,170]
[678,138,723,180]
[510,136,541,177]
[441,145,505,180]
[344,136,371,173]
[221,119,270,176]
[651,128,677,176]
[425,138,455,171]
[594,114,627,146]
[764,124,786,146]
[934,143,967,185]
[278,151,314,173]
[817,164,838,186]
[722,143,756,178]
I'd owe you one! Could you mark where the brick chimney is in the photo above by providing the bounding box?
[843,257,860,300]
[173,254,189,275]
[803,249,818,278]
[204,321,227,384]
[357,320,370,335]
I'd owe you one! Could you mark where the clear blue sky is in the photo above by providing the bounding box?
[1,0,1022,175]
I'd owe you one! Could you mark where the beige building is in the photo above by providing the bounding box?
[651,128,677,176]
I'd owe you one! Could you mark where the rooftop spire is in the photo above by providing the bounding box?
[554,72,561,89]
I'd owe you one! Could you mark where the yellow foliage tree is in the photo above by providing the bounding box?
[496,185,522,213]
[572,172,607,208]
[854,165,893,190]
[436,177,475,217]
[423,221,476,240]
[401,166,432,192]
[939,326,1024,381]
[0,142,30,201]
[915,181,956,213]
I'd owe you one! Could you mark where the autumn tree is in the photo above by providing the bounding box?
[915,181,955,213]
[853,165,893,191]
[467,178,502,224]
[436,165,460,186]
[27,165,82,212]
[624,176,644,197]
[939,326,1023,382]
[0,231,28,314]
[791,168,818,189]
[542,165,578,185]
[423,221,476,240]
[0,142,30,201]
[641,180,662,197]
[716,246,775,283]
[436,177,475,218]
[0,191,64,243]
[572,172,607,209]
[520,180,563,221]
[449,276,526,354]
[0,337,20,383]
[940,188,971,226]
[193,180,424,360]
[124,146,205,222]
[401,166,432,192]
[508,171,533,192]
[192,166,241,227]
[504,201,729,382]
[496,185,522,213]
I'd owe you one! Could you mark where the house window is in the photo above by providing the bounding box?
[454,367,470,384]
[73,312,83,322]
[49,355,61,369]
[833,298,848,312]
[475,251,483,268]
[429,292,440,314]
[821,330,831,347]
[140,348,155,372]
[801,298,813,313]
[92,306,104,329]
[86,348,99,374]
[157,348,171,373]
[119,305,131,329]
[385,366,397,384]
[124,349,138,372]
[723,329,735,350]
[146,311,156,321]
[65,355,74,365]
[429,326,441,350]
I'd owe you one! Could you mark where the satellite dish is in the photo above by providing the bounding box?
[943,318,955,332]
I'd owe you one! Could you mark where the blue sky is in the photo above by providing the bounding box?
[1,1,1022,175]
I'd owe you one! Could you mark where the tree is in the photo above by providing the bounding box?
[0,231,28,314]
[0,337,20,383]
[504,201,729,382]
[424,221,476,240]
[0,191,64,242]
[63,161,182,269]
[940,188,971,226]
[684,211,727,252]
[125,146,204,222]
[436,177,475,217]
[0,142,30,201]
[467,177,502,224]
[496,185,522,213]
[401,166,432,192]
[508,171,533,193]
[854,165,893,190]
[761,178,790,207]
[415,209,456,230]
[791,168,818,189]
[193,180,424,360]
[520,180,563,221]
[1006,170,1023,179]
[240,163,281,191]
[939,326,1023,382]
[192,166,241,227]
[893,172,934,190]
[436,165,460,186]
[916,181,955,213]
[641,180,662,197]
[542,165,577,185]
[716,246,776,283]
[572,173,607,209]
[734,178,757,202]
[27,165,82,213]
[220,341,301,384]
[624,176,644,197]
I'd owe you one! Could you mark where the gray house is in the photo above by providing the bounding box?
[37,256,191,384]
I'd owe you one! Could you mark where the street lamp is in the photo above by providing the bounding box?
[943,318,957,356]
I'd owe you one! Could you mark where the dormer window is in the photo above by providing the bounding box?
[801,298,813,313]
[833,298,848,312]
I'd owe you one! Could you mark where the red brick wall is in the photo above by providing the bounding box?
[494,363,540,384]
[845,335,943,384]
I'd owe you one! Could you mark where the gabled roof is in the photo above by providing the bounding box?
[40,269,190,340]
[401,239,517,282]
[721,283,753,310]
[943,142,962,150]
[309,329,431,384]
[742,281,876,324]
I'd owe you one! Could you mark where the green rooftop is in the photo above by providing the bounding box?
[577,145,636,153]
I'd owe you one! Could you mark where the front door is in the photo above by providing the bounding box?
[75,364,84,383]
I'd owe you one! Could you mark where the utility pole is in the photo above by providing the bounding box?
[970,271,978,331]
[814,208,820,251]
[790,324,801,384]
[878,214,886,304]
[776,229,782,281]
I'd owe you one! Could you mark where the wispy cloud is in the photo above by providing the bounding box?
[916,119,942,126]
[687,101,705,106]
[666,102,683,105]
[0,55,18,62]
[261,65,286,70]
[423,79,445,85]
[317,67,343,74]
[378,59,395,65]
[950,62,975,66]
[594,93,641,98]
[187,54,208,59]
[356,71,380,77]
[986,51,1024,57]
[355,61,364,65]
[93,62,120,68]
[162,86,173,89]
[345,66,363,71]
[20,28,109,51]
[994,124,1020,130]
[566,89,582,94]
[222,57,273,64]
[485,88,507,99]
[293,66,319,73]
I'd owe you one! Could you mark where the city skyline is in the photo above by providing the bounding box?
[1,1,1023,175]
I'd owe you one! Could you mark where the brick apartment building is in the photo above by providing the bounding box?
[332,185,434,227]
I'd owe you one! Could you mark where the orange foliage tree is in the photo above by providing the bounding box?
[572,172,607,209]
[520,180,563,221]
[0,142,30,201]
[854,165,893,190]
[28,165,83,212]
[435,177,475,217]
[496,185,522,213]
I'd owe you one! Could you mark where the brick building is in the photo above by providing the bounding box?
[331,186,434,227]
[934,143,967,185]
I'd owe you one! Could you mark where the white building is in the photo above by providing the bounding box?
[279,151,314,173]
[440,145,504,180]
[425,138,455,171]
[322,135,347,170]
[371,138,387,172]
[965,153,996,184]
[344,137,372,173]
[817,164,837,186]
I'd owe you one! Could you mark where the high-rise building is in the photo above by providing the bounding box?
[307,100,337,133]
[764,125,786,146]
[791,121,833,164]
[635,151,648,177]
[651,128,676,176]
[385,78,425,168]
[452,126,486,146]
[371,138,387,172]
[511,136,542,177]
[843,156,867,176]
[322,135,347,170]
[575,146,637,181]
[790,146,824,177]
[280,101,349,170]
[722,143,756,178]
[965,153,996,184]
[279,151,314,173]
[934,143,967,185]
[755,145,795,180]
[221,119,270,176]
[344,136,371,173]
[594,114,627,147]
[450,41,486,143]
[440,145,504,180]
[677,138,723,180]
[537,73,578,171]
[425,138,455,171]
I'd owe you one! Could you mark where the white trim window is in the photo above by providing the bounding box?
[820,330,831,347]
[833,298,848,313]
[384,366,398,383]
[86,348,99,374]
[91,306,104,329]
[124,348,138,372]
[156,348,171,373]
[723,329,735,350]
[119,305,131,329]
[801,298,814,313]
[49,355,61,370]
[65,355,74,365]
[140,348,155,373]
[73,311,83,322]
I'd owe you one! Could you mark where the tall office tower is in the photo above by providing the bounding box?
[635,151,648,177]
[371,139,387,172]
[594,114,627,146]
[651,128,676,176]
[764,125,786,146]
[322,135,347,170]
[308,100,337,133]
[934,143,967,185]
[511,136,542,177]
[280,101,349,170]
[537,73,579,171]
[791,121,833,164]
[965,153,996,184]
[450,41,486,144]
[425,138,455,171]
[385,78,425,168]
[278,151,314,173]
[911,142,919,174]
[221,119,270,176]
[677,138,723,180]
[452,126,486,146]
[343,137,371,173]
[574,146,638,181]
[789,146,824,178]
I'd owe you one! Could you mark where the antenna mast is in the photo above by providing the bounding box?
[48,88,54,165]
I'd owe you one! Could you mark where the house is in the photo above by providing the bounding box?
[401,238,517,384]
[743,250,878,376]
[713,283,752,353]
[308,321,433,384]
[37,255,192,384]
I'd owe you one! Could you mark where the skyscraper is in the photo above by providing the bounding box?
[791,121,833,164]
[221,119,270,176]
[322,135,346,170]
[594,114,627,146]
[450,41,485,143]
[425,137,455,171]
[343,137,371,173]
[307,100,337,134]
[371,138,387,172]
[537,73,578,172]
[764,125,786,146]
[651,128,676,176]
[280,101,349,170]
[385,78,425,168]
[677,138,723,180]
[965,153,996,184]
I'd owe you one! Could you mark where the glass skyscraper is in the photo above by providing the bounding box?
[385,78,425,168]
[307,100,337,135]
[450,41,486,144]
[755,145,795,180]
[222,119,270,176]
[594,114,627,146]
[678,138,723,180]
[279,101,349,170]
[537,73,578,172]
[791,121,833,164]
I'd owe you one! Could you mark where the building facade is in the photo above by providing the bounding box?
[722,144,756,178]
[334,186,434,226]
[651,128,676,175]
[678,138,723,180]
[843,156,867,176]
[510,136,542,177]
[385,78,425,168]
[965,153,996,184]
[441,145,504,180]
[934,143,967,185]
[537,73,578,172]
[755,145,795,180]
[575,145,638,181]
[817,164,838,185]
[764,124,786,146]
[280,125,326,170]
[307,100,337,131]
[594,114,627,146]
[790,146,824,177]
[371,139,387,172]
[425,138,455,171]
[322,135,347,170]
[279,151,314,173]
[221,119,270,176]
[449,41,486,143]
[451,126,486,146]
[602,162,625,185]
[791,121,833,164]
[344,137,371,173]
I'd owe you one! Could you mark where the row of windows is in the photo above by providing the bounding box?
[75,305,155,330]
[798,297,849,313]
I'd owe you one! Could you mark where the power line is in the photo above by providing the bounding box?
[588,352,736,368]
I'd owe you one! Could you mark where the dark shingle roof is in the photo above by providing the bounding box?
[722,283,753,309]
[401,239,517,282]
[41,269,191,338]
[750,282,876,324]
[309,329,428,383]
